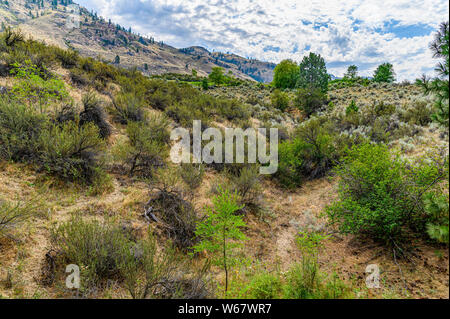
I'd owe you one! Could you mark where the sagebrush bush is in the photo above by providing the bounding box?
[38,121,106,183]
[51,215,132,288]
[400,100,432,126]
[118,231,180,299]
[52,215,186,298]
[109,92,146,124]
[180,163,205,191]
[166,98,211,128]
[114,121,167,177]
[294,87,327,117]
[0,98,46,161]
[149,168,199,250]
[55,48,79,69]
[227,165,261,209]
[79,91,112,139]
[0,199,36,235]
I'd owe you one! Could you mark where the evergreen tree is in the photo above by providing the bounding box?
[416,22,449,127]
[296,52,329,93]
[373,63,396,83]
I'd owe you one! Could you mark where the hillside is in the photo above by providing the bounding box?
[0,26,449,299]
[0,1,449,302]
[0,0,275,82]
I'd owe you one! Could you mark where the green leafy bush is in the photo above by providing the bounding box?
[326,143,445,244]
[9,61,69,111]
[271,89,290,111]
[275,117,342,188]
[245,271,283,299]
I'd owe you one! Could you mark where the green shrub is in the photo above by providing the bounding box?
[326,143,445,244]
[245,271,283,299]
[345,100,359,115]
[423,192,449,244]
[294,87,327,117]
[38,121,106,183]
[270,89,290,112]
[0,98,46,161]
[180,163,205,191]
[114,121,167,177]
[109,92,146,124]
[275,117,341,188]
[51,215,133,288]
[0,199,36,236]
[79,91,111,139]
[276,138,304,188]
[9,61,69,111]
[326,144,409,242]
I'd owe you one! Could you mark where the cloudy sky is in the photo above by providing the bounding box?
[76,0,449,80]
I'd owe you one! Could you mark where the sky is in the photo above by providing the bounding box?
[76,0,449,81]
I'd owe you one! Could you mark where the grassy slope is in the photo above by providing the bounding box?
[0,67,448,298]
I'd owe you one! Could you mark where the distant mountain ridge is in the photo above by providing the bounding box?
[0,0,276,82]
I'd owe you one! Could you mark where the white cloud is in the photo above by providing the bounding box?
[76,0,449,80]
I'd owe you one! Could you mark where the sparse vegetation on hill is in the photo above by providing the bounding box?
[0,15,448,301]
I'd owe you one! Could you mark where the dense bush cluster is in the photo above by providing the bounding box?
[326,143,448,244]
